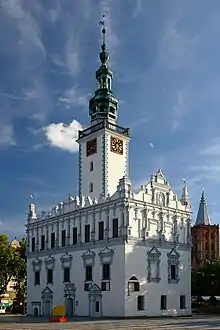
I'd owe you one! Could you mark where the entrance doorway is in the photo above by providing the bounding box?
[44,300,51,316]
[66,297,74,317]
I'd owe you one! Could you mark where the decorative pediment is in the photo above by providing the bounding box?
[147,246,161,257]
[88,283,102,298]
[32,258,42,271]
[81,249,95,266]
[41,286,53,300]
[99,247,114,264]
[89,283,101,292]
[44,256,55,269]
[41,286,53,295]
[60,252,73,269]
[167,248,180,258]
[64,283,75,296]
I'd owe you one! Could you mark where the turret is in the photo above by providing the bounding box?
[89,15,118,125]
[181,178,190,207]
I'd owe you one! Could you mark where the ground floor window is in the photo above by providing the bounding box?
[180,295,186,309]
[95,300,99,313]
[161,295,167,310]
[137,296,144,311]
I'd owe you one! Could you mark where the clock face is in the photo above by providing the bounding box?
[110,136,123,155]
[86,138,97,157]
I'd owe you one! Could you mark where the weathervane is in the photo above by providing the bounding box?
[99,14,106,45]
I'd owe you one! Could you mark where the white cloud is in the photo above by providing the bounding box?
[171,90,186,131]
[2,0,46,59]
[132,0,144,18]
[58,86,88,109]
[0,125,16,148]
[43,120,83,153]
[200,137,220,156]
[149,142,154,149]
[158,13,198,70]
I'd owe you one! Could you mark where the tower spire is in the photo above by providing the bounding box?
[181,178,190,207]
[195,188,211,226]
[89,15,118,125]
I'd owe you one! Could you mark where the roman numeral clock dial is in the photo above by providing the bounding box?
[110,136,123,155]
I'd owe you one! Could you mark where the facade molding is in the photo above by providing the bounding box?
[147,246,161,283]
[81,249,96,267]
[44,256,55,270]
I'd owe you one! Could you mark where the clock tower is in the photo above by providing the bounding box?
[77,19,130,199]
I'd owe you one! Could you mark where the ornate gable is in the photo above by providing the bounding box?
[99,246,114,264]
[82,249,96,266]
[167,248,180,258]
[147,246,161,256]
[41,286,53,295]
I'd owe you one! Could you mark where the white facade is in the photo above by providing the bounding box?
[77,124,130,198]
[26,26,192,318]
[26,171,192,318]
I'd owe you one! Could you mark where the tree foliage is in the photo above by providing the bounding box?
[13,238,27,307]
[192,259,220,296]
[0,234,16,295]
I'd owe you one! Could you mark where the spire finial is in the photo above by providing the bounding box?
[99,14,106,45]
[99,14,109,64]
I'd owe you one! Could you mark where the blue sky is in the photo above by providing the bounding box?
[1,0,220,238]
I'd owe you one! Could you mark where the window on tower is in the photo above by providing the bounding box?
[90,161,93,171]
[108,78,111,89]
[89,182,93,193]
[109,106,115,114]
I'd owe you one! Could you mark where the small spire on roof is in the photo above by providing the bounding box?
[181,178,190,207]
[195,188,211,226]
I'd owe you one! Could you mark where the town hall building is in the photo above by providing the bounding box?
[26,23,192,318]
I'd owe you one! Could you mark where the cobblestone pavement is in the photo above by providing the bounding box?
[0,315,220,330]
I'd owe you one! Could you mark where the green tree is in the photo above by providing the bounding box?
[0,234,15,295]
[192,259,220,296]
[13,238,27,312]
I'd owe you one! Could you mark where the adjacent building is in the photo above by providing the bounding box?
[26,23,192,318]
[191,190,219,270]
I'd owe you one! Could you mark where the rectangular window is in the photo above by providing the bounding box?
[171,264,177,280]
[34,271,40,285]
[98,221,104,240]
[40,235,45,250]
[73,227,77,245]
[90,161,93,171]
[51,232,55,249]
[47,269,53,284]
[61,230,66,247]
[180,295,186,309]
[85,265,92,281]
[137,296,144,311]
[161,295,167,310]
[32,237,36,252]
[84,282,91,291]
[102,263,110,280]
[101,281,110,291]
[85,224,90,243]
[64,267,70,283]
[113,218,118,238]
[89,183,93,193]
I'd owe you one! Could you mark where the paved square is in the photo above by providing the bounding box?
[0,315,220,329]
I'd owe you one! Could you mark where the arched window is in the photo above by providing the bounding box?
[205,242,208,250]
[128,276,140,295]
[108,78,111,89]
[211,242,215,251]
[205,232,208,239]
[211,233,214,239]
